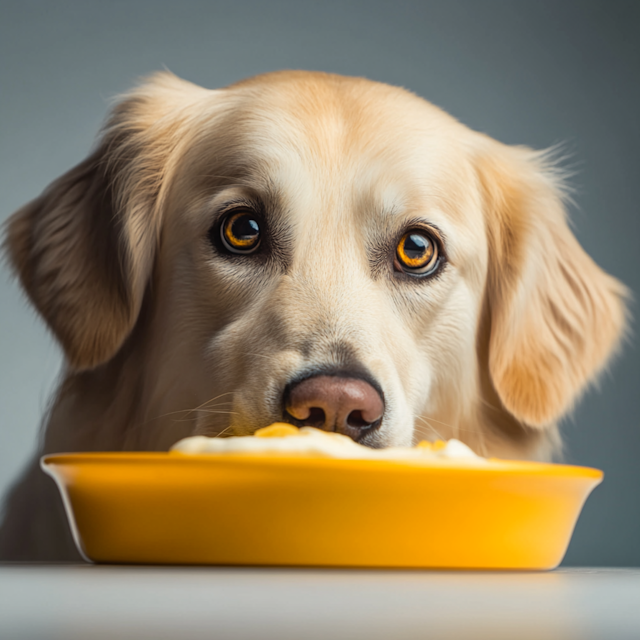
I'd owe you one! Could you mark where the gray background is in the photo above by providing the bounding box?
[0,0,638,566]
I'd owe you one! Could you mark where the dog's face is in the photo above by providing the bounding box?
[6,72,627,459]
[155,74,488,449]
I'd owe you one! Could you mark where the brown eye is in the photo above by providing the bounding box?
[220,211,261,254]
[395,231,439,274]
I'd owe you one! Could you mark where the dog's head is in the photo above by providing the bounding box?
[6,71,627,458]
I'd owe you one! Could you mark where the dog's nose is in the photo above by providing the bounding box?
[284,375,384,440]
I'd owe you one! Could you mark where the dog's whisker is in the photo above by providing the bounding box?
[415,415,455,431]
[185,392,236,414]
[413,417,445,444]
[140,402,235,424]
[193,410,239,415]
[172,414,235,423]
[170,402,234,415]
[417,413,486,435]
[204,424,236,439]
[123,400,237,439]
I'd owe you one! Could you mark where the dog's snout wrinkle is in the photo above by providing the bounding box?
[284,375,384,440]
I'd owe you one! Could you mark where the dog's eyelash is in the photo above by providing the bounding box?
[217,199,260,216]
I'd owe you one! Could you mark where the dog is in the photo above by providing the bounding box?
[0,71,627,560]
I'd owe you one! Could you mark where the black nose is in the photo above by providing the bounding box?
[283,373,384,440]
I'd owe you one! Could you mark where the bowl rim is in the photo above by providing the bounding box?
[40,451,604,480]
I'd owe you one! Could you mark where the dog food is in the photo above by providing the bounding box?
[171,423,485,461]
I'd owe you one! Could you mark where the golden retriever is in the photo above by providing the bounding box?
[0,71,627,560]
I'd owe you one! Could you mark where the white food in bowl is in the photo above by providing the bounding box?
[171,424,486,462]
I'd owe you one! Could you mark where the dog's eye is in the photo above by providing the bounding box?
[395,231,439,275]
[220,211,261,254]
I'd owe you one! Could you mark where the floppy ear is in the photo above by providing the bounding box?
[4,72,207,370]
[476,140,628,428]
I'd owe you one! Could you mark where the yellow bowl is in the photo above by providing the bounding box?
[41,452,602,569]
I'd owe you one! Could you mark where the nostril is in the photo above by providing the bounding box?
[346,410,370,429]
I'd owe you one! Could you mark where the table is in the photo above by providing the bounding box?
[1,566,639,639]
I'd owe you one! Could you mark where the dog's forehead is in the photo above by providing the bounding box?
[227,75,472,189]
[177,73,482,238]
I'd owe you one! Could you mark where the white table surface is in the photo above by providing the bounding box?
[1,566,639,640]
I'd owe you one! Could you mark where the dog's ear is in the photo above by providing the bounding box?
[4,72,208,370]
[476,139,628,428]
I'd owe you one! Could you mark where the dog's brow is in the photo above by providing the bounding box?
[218,197,258,212]
[205,179,286,218]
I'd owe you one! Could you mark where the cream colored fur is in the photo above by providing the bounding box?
[0,71,627,560]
